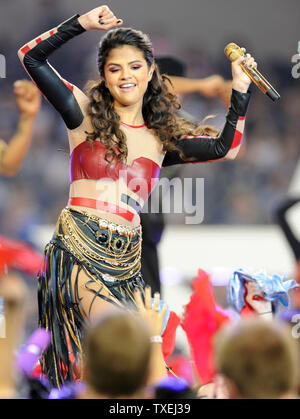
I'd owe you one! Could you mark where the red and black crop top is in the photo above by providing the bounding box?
[70,140,161,202]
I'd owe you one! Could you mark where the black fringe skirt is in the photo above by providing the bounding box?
[37,207,144,388]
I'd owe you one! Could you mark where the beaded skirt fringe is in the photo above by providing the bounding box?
[37,207,145,388]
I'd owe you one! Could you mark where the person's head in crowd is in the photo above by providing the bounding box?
[155,56,187,78]
[279,309,300,396]
[0,271,29,398]
[214,318,298,399]
[81,308,152,399]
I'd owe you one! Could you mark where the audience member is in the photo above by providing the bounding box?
[214,318,298,399]
[79,310,152,399]
[78,286,168,399]
[0,272,29,398]
[0,80,40,177]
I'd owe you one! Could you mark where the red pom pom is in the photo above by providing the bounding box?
[181,269,230,384]
[0,235,43,276]
[162,310,181,361]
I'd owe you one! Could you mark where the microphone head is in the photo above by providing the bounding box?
[266,88,281,102]
[224,43,244,62]
[16,328,51,377]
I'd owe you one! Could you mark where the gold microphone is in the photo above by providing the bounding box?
[224,43,280,102]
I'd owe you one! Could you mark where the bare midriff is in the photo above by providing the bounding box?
[68,178,144,228]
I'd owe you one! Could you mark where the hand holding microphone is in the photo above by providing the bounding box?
[225,43,280,101]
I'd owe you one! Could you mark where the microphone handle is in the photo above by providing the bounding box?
[240,64,280,101]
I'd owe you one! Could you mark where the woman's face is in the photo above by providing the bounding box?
[103,45,153,109]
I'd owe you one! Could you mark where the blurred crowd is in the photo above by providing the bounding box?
[1,265,299,400]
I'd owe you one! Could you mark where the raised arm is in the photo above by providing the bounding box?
[162,52,255,167]
[168,74,232,106]
[134,287,168,385]
[17,6,123,131]
[0,80,41,177]
[18,15,86,130]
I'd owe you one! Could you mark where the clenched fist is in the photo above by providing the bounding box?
[78,5,123,32]
[13,80,41,118]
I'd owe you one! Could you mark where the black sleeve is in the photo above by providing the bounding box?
[275,197,300,261]
[162,89,251,167]
[20,15,86,130]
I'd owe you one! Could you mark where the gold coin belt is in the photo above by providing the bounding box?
[56,208,142,282]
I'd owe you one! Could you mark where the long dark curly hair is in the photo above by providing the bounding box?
[85,27,219,165]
